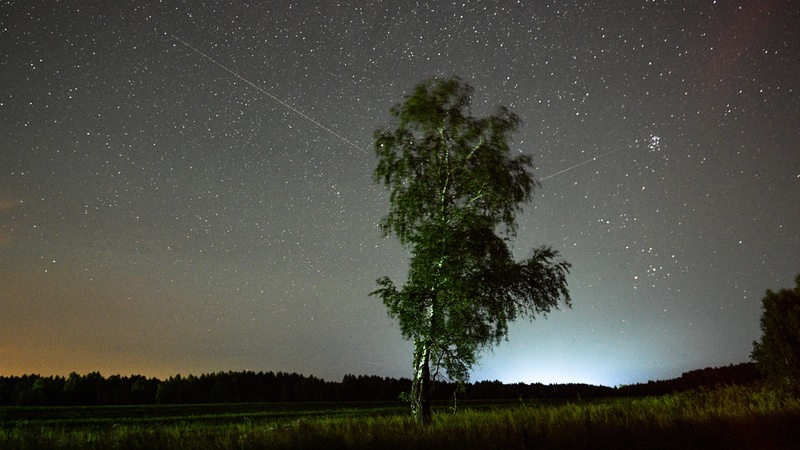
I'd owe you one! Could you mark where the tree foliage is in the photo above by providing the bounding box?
[371,76,571,423]
[751,274,800,392]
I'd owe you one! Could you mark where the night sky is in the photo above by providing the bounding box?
[2,1,798,387]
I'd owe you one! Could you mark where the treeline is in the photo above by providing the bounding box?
[0,363,760,406]
[616,362,762,397]
[0,372,405,406]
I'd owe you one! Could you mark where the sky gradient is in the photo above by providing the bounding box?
[2,1,798,386]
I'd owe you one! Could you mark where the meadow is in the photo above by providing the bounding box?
[2,384,798,449]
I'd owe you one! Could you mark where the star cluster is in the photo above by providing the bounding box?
[1,1,798,386]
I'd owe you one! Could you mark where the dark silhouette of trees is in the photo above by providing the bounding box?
[615,363,762,397]
[0,363,761,406]
[153,371,337,404]
[752,274,800,392]
[0,372,161,406]
[371,76,571,423]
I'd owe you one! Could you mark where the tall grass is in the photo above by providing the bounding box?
[2,384,798,449]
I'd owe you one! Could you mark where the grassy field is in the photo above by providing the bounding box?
[2,384,798,449]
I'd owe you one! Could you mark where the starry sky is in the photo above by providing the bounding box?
[2,1,798,387]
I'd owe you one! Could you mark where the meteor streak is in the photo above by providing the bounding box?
[540,147,623,181]
[540,135,662,181]
[170,34,365,153]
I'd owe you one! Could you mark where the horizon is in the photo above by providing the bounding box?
[0,359,757,388]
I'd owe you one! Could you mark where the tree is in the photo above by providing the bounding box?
[751,274,800,392]
[371,76,571,423]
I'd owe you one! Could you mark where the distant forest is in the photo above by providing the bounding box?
[0,363,760,406]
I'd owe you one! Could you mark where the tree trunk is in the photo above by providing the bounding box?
[410,338,432,424]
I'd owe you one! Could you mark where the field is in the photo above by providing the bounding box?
[2,384,799,449]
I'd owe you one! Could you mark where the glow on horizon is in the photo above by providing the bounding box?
[474,359,619,387]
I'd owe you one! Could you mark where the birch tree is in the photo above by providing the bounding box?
[371,76,571,423]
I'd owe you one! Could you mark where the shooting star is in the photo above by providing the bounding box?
[540,135,663,181]
[540,148,623,181]
[170,34,365,153]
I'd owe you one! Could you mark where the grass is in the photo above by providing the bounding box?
[2,384,798,449]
